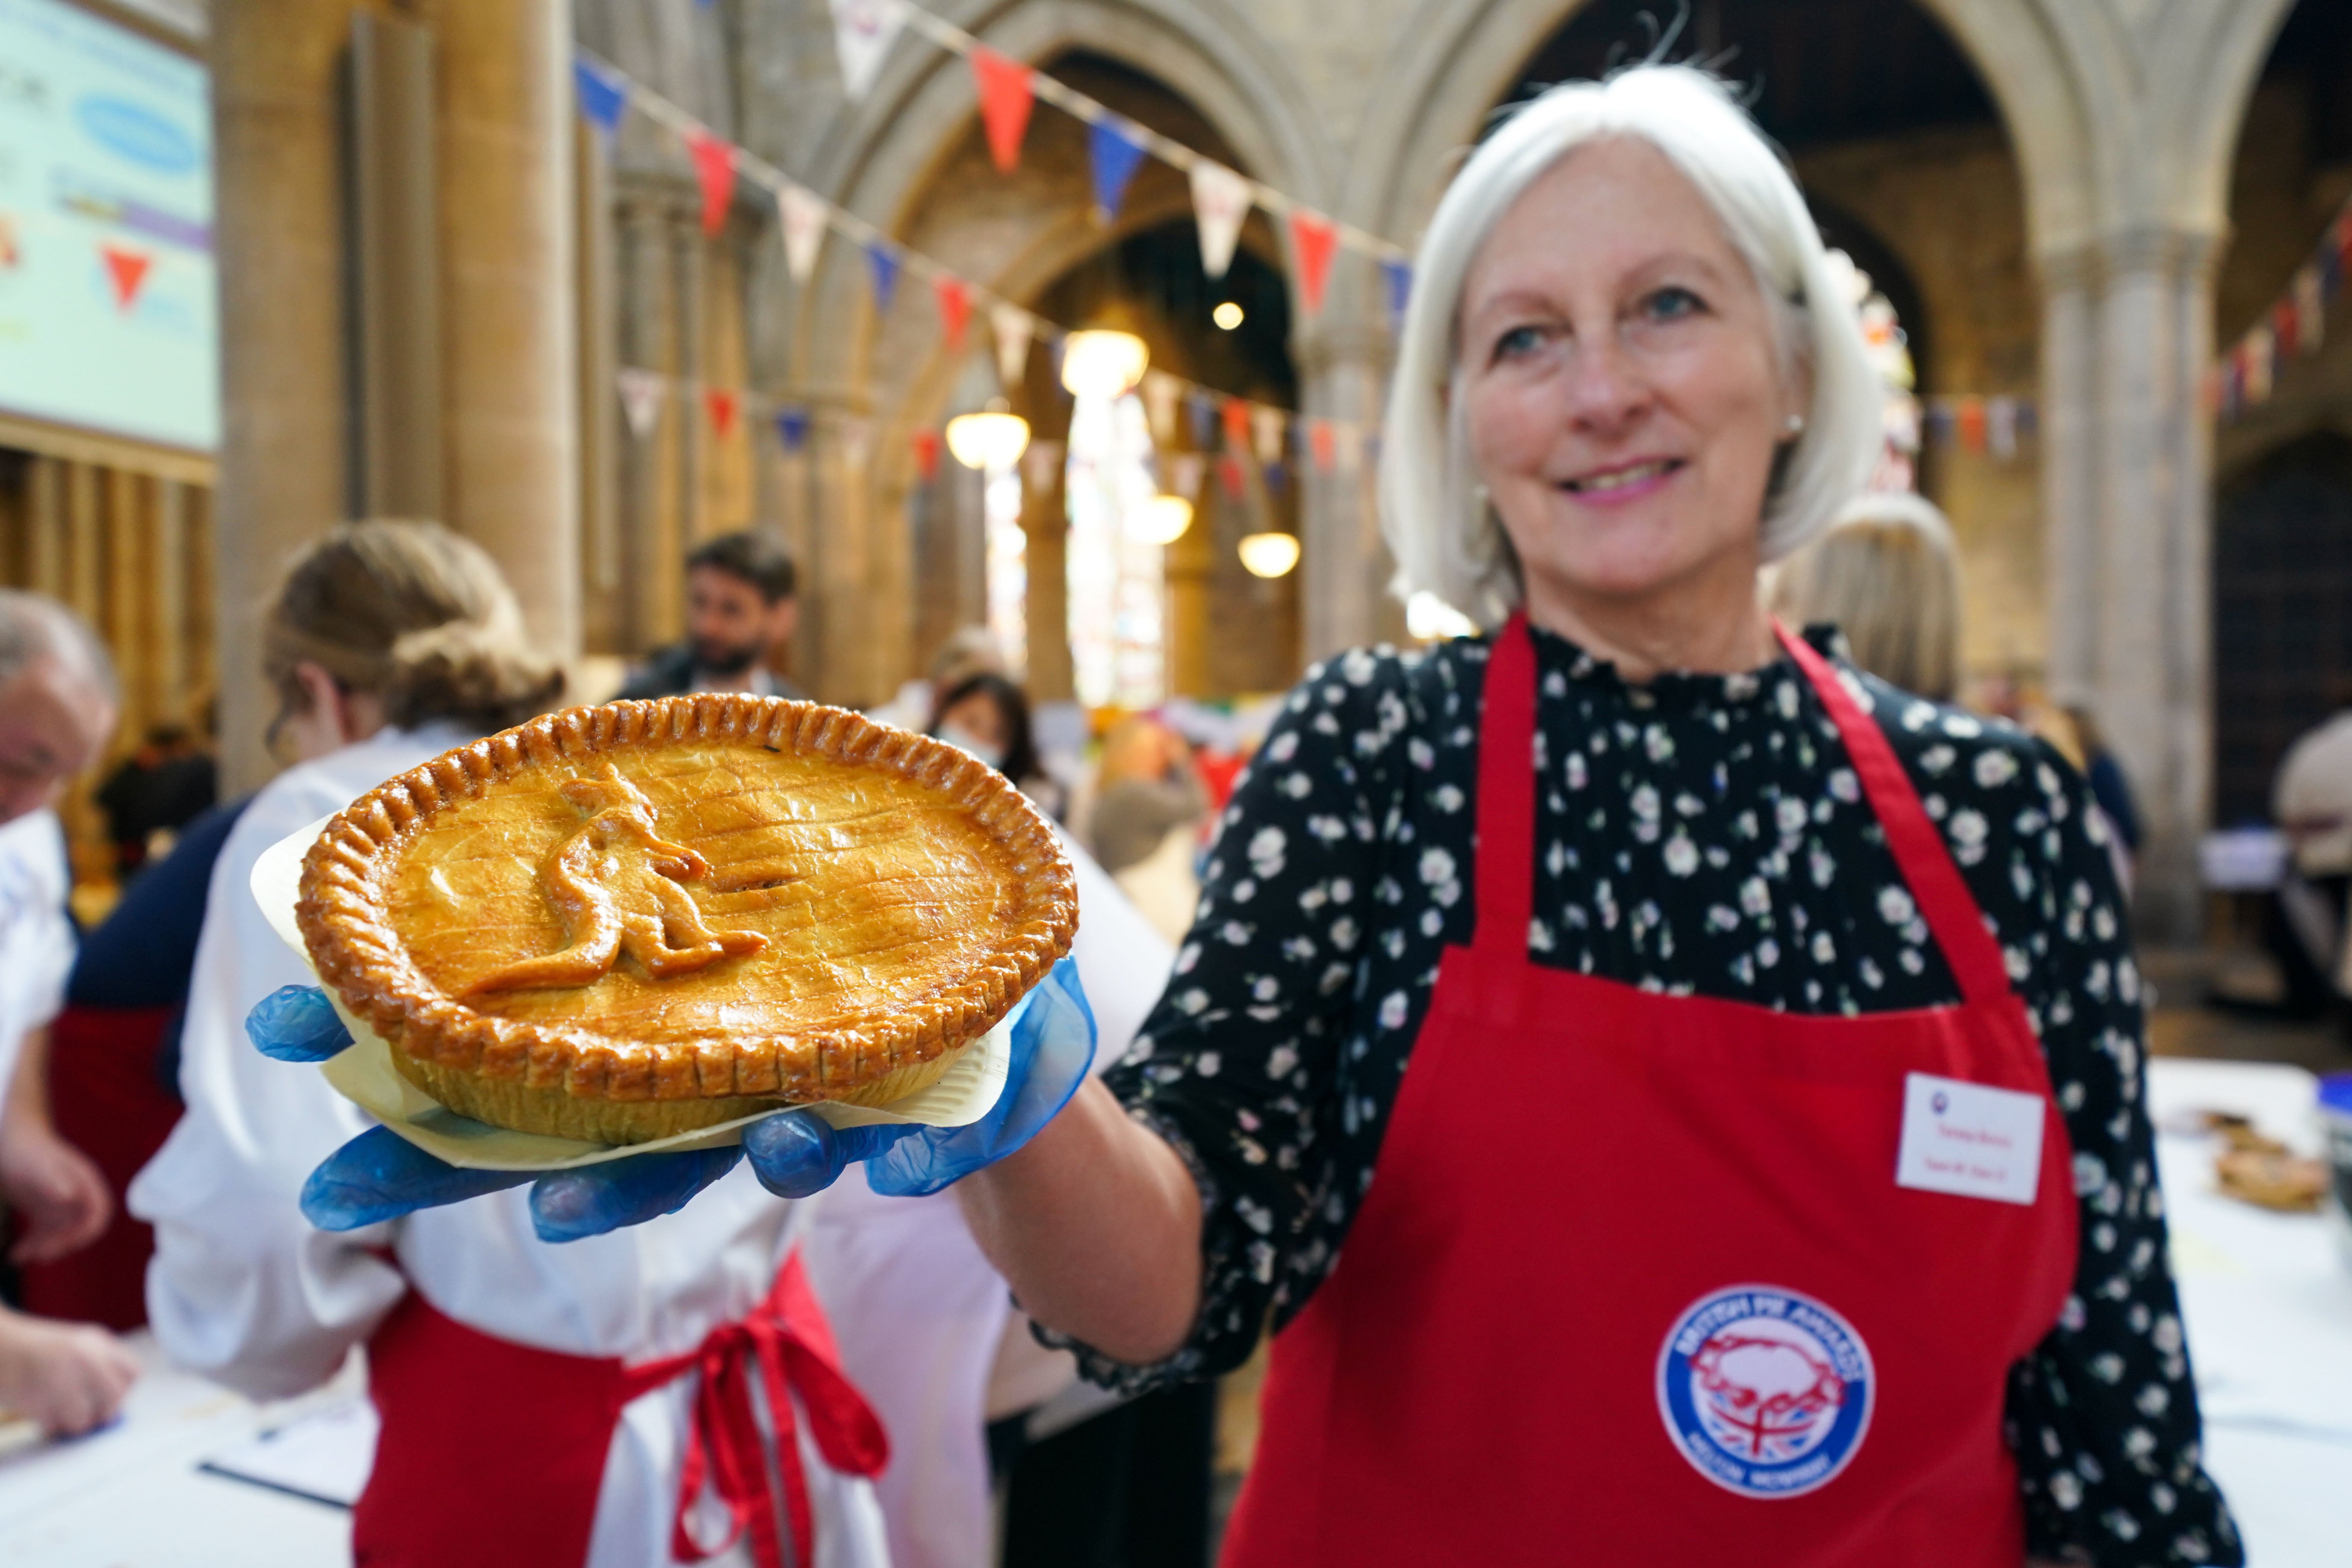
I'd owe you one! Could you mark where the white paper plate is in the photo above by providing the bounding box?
[250,816,1013,1171]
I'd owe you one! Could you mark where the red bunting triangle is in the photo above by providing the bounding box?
[1217,455,1246,499]
[934,276,972,351]
[1220,396,1251,452]
[969,48,1034,174]
[913,428,943,481]
[1309,419,1336,473]
[1290,210,1339,315]
[705,387,739,439]
[1954,397,1987,453]
[99,244,151,310]
[686,130,736,235]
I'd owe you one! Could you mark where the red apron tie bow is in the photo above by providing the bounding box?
[622,1254,889,1568]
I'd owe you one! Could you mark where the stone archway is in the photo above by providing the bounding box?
[762,12,1324,707]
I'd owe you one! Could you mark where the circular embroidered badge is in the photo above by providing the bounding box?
[1656,1284,1875,1499]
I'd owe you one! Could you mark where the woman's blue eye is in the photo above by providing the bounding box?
[1647,286,1703,321]
[1494,325,1544,360]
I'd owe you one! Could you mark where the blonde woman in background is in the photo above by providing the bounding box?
[1770,488,1961,700]
[132,521,893,1568]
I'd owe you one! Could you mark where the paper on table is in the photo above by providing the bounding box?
[198,1397,378,1509]
[249,815,1013,1171]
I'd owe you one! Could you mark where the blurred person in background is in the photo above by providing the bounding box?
[1770,488,1961,701]
[931,670,1061,819]
[617,529,806,700]
[0,590,140,1436]
[2266,692,2352,1019]
[92,720,217,880]
[17,793,252,1332]
[871,623,1008,734]
[1090,717,1209,945]
[131,521,892,1567]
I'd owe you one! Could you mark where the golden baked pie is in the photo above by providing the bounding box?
[296,695,1078,1143]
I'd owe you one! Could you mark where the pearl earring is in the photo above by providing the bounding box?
[1784,414,1806,436]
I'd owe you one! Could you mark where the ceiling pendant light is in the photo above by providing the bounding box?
[1129,493,1193,545]
[945,397,1032,470]
[1238,531,1300,578]
[1060,328,1149,400]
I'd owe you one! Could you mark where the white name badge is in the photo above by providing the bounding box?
[1894,1072,2046,1206]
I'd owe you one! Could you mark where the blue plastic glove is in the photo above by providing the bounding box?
[743,954,1097,1200]
[249,986,751,1242]
[248,954,1094,1234]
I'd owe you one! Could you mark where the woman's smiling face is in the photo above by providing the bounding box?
[1457,136,1802,616]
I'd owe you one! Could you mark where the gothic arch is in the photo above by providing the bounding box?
[788,0,1332,411]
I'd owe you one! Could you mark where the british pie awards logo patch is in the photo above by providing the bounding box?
[1657,1285,1874,1498]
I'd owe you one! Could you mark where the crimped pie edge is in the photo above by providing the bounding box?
[293,694,1078,1107]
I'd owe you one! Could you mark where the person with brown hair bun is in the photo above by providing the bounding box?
[131,521,895,1568]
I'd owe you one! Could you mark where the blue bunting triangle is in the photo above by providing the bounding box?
[1380,259,1412,332]
[1088,119,1149,221]
[1185,390,1217,448]
[572,57,627,139]
[775,408,811,452]
[866,242,899,313]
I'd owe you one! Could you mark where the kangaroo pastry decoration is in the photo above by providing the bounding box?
[295,695,1078,1143]
[464,766,768,995]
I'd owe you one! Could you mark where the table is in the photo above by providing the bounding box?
[0,1334,363,1567]
[2146,1057,2352,1567]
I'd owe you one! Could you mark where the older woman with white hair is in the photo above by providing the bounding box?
[946,66,2237,1566]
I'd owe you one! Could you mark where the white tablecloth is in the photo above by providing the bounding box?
[2145,1057,2352,1567]
[0,1333,364,1567]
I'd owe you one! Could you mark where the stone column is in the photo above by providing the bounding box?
[1295,321,1394,663]
[208,0,357,792]
[2065,226,2223,942]
[2037,248,2098,700]
[414,0,581,661]
[804,398,878,706]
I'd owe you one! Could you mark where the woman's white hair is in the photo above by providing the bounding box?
[1380,65,1885,626]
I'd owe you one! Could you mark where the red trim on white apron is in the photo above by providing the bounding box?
[355,1250,887,1568]
[1220,617,2078,1566]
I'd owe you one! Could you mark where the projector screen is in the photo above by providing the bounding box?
[0,0,217,452]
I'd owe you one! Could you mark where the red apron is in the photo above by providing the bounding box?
[1222,617,2078,1567]
[354,1250,888,1568]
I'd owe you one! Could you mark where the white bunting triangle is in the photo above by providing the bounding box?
[991,304,1034,390]
[1334,422,1364,475]
[617,369,666,437]
[1249,404,1286,464]
[828,0,904,103]
[1166,451,1206,498]
[1023,438,1064,492]
[1190,161,1251,280]
[778,185,827,283]
[1141,371,1181,446]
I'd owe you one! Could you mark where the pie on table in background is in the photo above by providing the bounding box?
[296,694,1078,1143]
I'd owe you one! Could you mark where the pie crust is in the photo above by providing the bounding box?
[295,695,1078,1143]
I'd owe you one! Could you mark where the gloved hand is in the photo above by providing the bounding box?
[744,955,1096,1200]
[248,986,753,1242]
[245,953,1095,1237]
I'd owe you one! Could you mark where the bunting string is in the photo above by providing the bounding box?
[2211,191,2352,422]
[874,0,1411,270]
[576,45,1403,489]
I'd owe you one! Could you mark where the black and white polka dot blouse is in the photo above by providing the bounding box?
[1067,624,2240,1567]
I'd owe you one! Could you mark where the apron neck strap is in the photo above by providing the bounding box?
[1471,614,1539,956]
[1471,612,2012,1004]
[1772,620,2013,1004]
